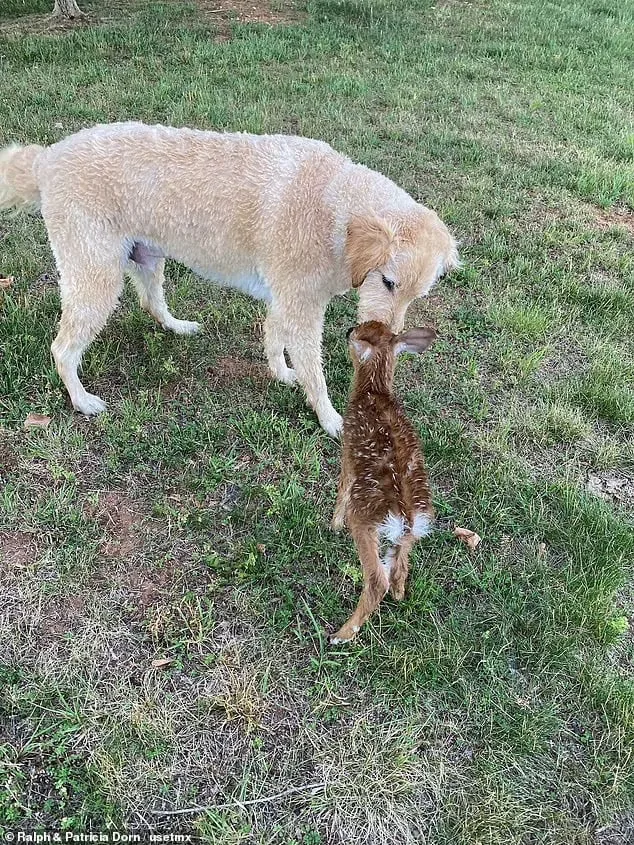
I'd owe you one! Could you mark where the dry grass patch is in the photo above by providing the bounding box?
[586,471,634,511]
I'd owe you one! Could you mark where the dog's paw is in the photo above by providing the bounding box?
[167,319,201,336]
[276,365,297,385]
[74,393,107,416]
[319,408,343,438]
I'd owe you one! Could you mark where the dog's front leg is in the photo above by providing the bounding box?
[283,302,343,437]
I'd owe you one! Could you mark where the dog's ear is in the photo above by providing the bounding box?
[393,327,437,356]
[345,216,396,288]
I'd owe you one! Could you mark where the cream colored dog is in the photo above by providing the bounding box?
[0,123,458,435]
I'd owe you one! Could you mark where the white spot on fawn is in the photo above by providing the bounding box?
[378,512,406,543]
[411,512,433,538]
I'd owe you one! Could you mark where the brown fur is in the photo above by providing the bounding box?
[345,216,397,288]
[331,321,436,643]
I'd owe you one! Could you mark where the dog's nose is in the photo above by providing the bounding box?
[346,326,355,339]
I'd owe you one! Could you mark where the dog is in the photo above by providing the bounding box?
[0,123,458,435]
[331,320,436,642]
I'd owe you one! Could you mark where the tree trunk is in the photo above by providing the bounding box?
[52,0,86,19]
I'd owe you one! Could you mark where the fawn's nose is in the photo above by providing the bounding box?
[346,326,354,339]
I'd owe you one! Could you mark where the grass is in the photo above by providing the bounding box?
[1,0,634,841]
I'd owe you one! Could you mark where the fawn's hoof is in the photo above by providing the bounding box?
[330,623,360,644]
[390,583,406,601]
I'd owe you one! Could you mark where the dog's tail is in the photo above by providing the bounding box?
[0,144,45,211]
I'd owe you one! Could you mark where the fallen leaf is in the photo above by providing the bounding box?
[257,543,266,554]
[538,542,547,555]
[151,658,173,669]
[0,275,14,289]
[454,526,482,551]
[24,413,51,430]
[54,122,64,129]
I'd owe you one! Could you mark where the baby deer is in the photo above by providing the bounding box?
[331,320,437,644]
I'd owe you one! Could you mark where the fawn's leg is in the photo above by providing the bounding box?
[332,452,352,531]
[331,527,387,643]
[388,534,416,601]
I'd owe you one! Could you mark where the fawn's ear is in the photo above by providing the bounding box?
[393,327,437,356]
[345,216,396,288]
[349,338,375,362]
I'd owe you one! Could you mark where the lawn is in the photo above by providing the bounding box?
[0,0,633,842]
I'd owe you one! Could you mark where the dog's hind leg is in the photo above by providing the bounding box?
[263,301,296,385]
[51,254,124,415]
[127,246,200,335]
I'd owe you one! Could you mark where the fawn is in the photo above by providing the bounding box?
[331,320,436,643]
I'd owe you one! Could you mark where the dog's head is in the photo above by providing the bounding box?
[345,208,458,332]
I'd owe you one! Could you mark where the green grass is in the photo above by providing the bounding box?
[1,0,634,842]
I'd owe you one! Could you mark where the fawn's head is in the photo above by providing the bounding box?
[347,320,437,394]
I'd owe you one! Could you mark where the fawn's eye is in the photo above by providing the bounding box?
[382,274,395,292]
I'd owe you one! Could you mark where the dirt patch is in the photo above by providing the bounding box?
[85,491,146,559]
[34,270,59,288]
[94,529,209,620]
[41,594,87,635]
[589,204,634,237]
[123,560,178,618]
[211,355,271,385]
[0,439,19,476]
[193,0,303,26]
[586,471,634,509]
[0,8,94,36]
[0,531,39,571]
[0,0,302,37]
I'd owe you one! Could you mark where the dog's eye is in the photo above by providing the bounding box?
[382,274,395,292]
